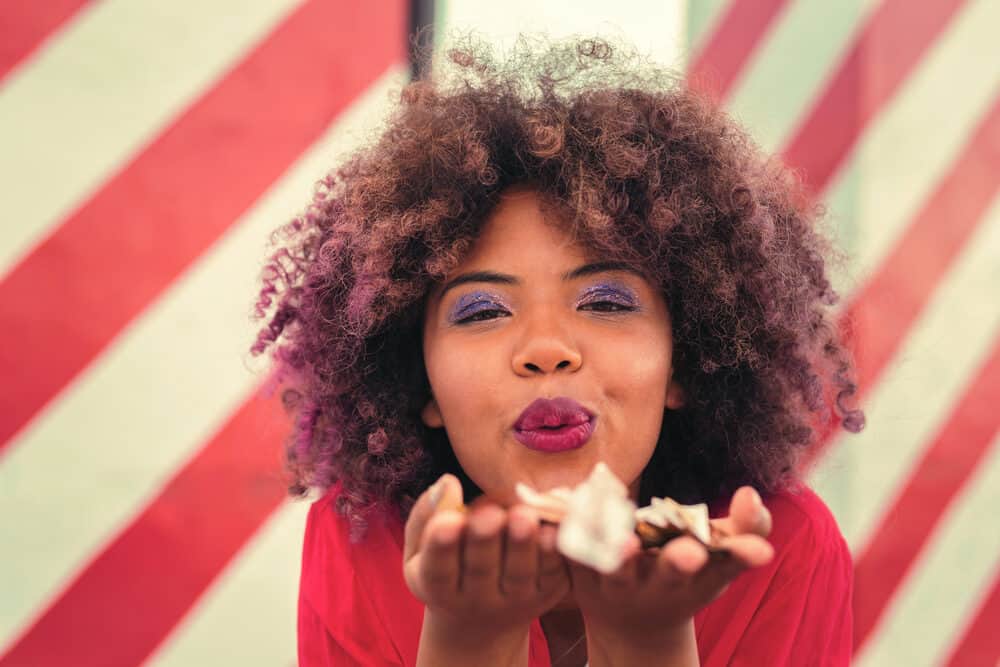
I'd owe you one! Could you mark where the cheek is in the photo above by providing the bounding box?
[609,340,672,401]
[426,345,497,419]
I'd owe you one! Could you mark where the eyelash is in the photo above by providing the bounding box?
[455,308,510,324]
[579,299,637,313]
[453,298,637,324]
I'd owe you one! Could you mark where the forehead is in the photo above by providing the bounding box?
[455,186,589,271]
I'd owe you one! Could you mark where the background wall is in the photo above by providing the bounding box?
[1,1,997,665]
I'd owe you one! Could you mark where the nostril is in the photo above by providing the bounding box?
[522,360,575,373]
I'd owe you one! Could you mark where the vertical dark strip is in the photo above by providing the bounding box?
[408,0,435,80]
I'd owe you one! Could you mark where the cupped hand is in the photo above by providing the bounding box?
[403,474,571,644]
[569,486,774,657]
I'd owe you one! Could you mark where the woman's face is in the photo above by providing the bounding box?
[421,185,683,504]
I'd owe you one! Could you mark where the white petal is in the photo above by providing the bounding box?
[514,482,569,523]
[555,463,636,573]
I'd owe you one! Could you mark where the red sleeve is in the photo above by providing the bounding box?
[297,485,556,667]
[298,592,376,666]
[694,486,853,666]
[297,486,422,667]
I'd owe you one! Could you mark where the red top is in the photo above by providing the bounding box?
[297,485,853,666]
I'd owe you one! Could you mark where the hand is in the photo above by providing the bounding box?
[403,474,571,664]
[569,487,774,665]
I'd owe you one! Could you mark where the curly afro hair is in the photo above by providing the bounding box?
[251,36,864,539]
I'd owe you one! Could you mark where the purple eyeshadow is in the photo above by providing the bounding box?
[578,281,639,308]
[449,291,509,322]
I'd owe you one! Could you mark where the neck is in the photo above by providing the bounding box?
[540,606,587,666]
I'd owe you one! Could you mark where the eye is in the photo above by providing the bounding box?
[449,291,512,325]
[579,300,636,313]
[455,308,511,324]
[577,283,640,314]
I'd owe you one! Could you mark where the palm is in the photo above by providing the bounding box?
[570,487,774,637]
[402,475,571,632]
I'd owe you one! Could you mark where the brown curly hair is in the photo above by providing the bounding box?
[251,36,864,539]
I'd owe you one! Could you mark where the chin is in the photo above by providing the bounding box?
[519,464,594,493]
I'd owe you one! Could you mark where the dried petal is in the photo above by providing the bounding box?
[515,482,572,523]
[635,497,712,545]
[555,462,637,574]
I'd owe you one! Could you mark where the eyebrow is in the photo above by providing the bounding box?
[437,261,640,300]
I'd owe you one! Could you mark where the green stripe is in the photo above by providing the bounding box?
[686,0,732,56]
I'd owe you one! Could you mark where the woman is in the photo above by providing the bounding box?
[252,36,864,666]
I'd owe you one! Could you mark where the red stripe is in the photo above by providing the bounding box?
[798,92,1000,469]
[0,0,89,82]
[781,0,966,193]
[0,0,405,454]
[687,0,789,101]
[851,337,1000,652]
[945,564,1000,666]
[0,386,290,666]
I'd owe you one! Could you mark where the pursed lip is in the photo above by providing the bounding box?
[512,397,596,453]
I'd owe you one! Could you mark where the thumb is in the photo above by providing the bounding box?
[728,486,772,537]
[403,473,464,561]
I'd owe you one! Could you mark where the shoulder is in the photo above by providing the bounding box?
[767,484,844,535]
[695,485,854,664]
[299,486,360,611]
[764,484,850,565]
[298,485,421,664]
[303,485,347,540]
[302,484,408,573]
[299,484,406,612]
[301,485,350,566]
[752,484,854,621]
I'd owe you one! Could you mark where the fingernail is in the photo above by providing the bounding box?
[434,519,462,544]
[509,518,530,541]
[428,478,445,507]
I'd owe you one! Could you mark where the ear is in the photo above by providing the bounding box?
[421,397,444,428]
[665,380,685,410]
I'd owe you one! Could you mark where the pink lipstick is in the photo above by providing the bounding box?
[513,397,595,453]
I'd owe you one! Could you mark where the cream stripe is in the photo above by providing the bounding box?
[0,0,305,277]
[854,432,1000,666]
[0,66,406,653]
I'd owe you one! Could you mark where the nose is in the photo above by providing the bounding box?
[511,314,583,376]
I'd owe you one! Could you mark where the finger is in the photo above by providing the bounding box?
[690,533,773,605]
[409,509,465,601]
[404,474,463,561]
[732,487,772,536]
[602,534,641,593]
[564,552,602,600]
[461,503,506,597]
[713,487,771,538]
[500,505,540,600]
[656,535,708,584]
[538,523,571,597]
[717,533,774,569]
[636,547,661,582]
